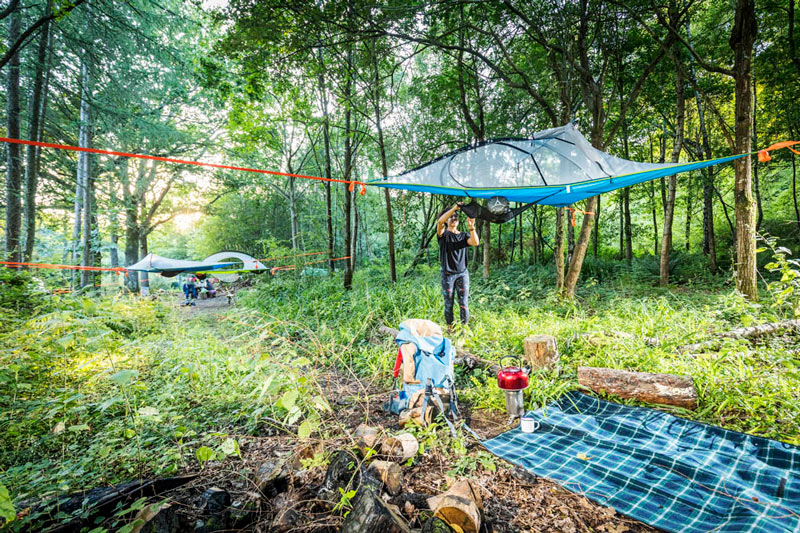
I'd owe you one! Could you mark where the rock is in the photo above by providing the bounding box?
[354,424,382,454]
[255,458,290,496]
[200,487,230,515]
[229,492,261,528]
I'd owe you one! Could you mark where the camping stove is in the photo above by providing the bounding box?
[496,362,529,419]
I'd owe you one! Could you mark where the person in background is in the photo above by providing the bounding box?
[436,202,479,330]
[182,274,198,306]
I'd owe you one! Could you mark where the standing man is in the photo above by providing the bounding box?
[437,202,479,329]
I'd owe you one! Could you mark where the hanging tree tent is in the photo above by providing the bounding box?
[368,123,798,221]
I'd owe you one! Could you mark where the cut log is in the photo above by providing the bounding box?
[340,473,411,533]
[320,450,363,503]
[577,366,697,409]
[523,335,559,369]
[398,406,433,426]
[676,319,800,353]
[367,460,403,496]
[390,492,432,511]
[378,325,500,374]
[381,433,419,463]
[427,479,482,533]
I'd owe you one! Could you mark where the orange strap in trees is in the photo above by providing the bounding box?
[565,206,596,227]
[758,140,800,162]
[0,137,367,195]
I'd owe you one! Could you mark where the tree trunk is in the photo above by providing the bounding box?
[78,59,94,288]
[122,160,140,292]
[5,7,22,262]
[660,44,684,286]
[342,52,354,290]
[688,20,717,272]
[752,71,762,231]
[731,0,758,300]
[22,1,51,263]
[793,130,799,232]
[317,49,335,272]
[482,204,490,279]
[555,207,565,290]
[592,195,600,259]
[371,49,397,283]
[686,179,692,251]
[139,237,150,296]
[560,196,597,299]
[624,188,632,264]
[567,215,575,265]
[288,177,298,251]
[650,180,659,256]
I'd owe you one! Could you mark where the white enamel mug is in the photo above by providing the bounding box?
[520,416,540,433]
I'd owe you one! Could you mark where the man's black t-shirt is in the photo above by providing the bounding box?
[438,230,470,273]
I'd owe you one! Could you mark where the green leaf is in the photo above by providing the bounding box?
[220,438,241,457]
[0,483,15,525]
[196,446,215,466]
[297,418,315,439]
[137,406,160,418]
[109,369,138,387]
[68,424,90,432]
[277,389,298,411]
[293,356,312,367]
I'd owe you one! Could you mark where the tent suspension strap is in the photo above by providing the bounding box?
[1,261,126,273]
[565,206,596,227]
[0,136,367,195]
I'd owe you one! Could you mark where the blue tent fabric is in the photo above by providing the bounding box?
[369,123,749,206]
[482,391,800,532]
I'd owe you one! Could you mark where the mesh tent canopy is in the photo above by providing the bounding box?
[126,253,237,278]
[368,122,753,207]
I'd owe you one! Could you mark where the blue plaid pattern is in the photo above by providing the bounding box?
[483,391,800,532]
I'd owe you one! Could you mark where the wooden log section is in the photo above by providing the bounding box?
[523,335,559,369]
[381,433,419,463]
[367,460,403,496]
[577,366,697,409]
[427,479,483,533]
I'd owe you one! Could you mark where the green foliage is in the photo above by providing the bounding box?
[763,236,800,318]
[0,270,46,318]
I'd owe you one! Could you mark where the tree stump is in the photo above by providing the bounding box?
[577,366,698,409]
[427,479,482,533]
[523,335,559,369]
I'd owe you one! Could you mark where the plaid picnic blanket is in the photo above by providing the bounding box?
[482,391,800,532]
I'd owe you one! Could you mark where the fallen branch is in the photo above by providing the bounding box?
[577,366,697,409]
[582,330,661,347]
[377,325,500,374]
[676,319,800,353]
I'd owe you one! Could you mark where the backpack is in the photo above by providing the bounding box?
[385,319,460,435]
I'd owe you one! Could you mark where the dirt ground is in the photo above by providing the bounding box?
[151,365,655,533]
